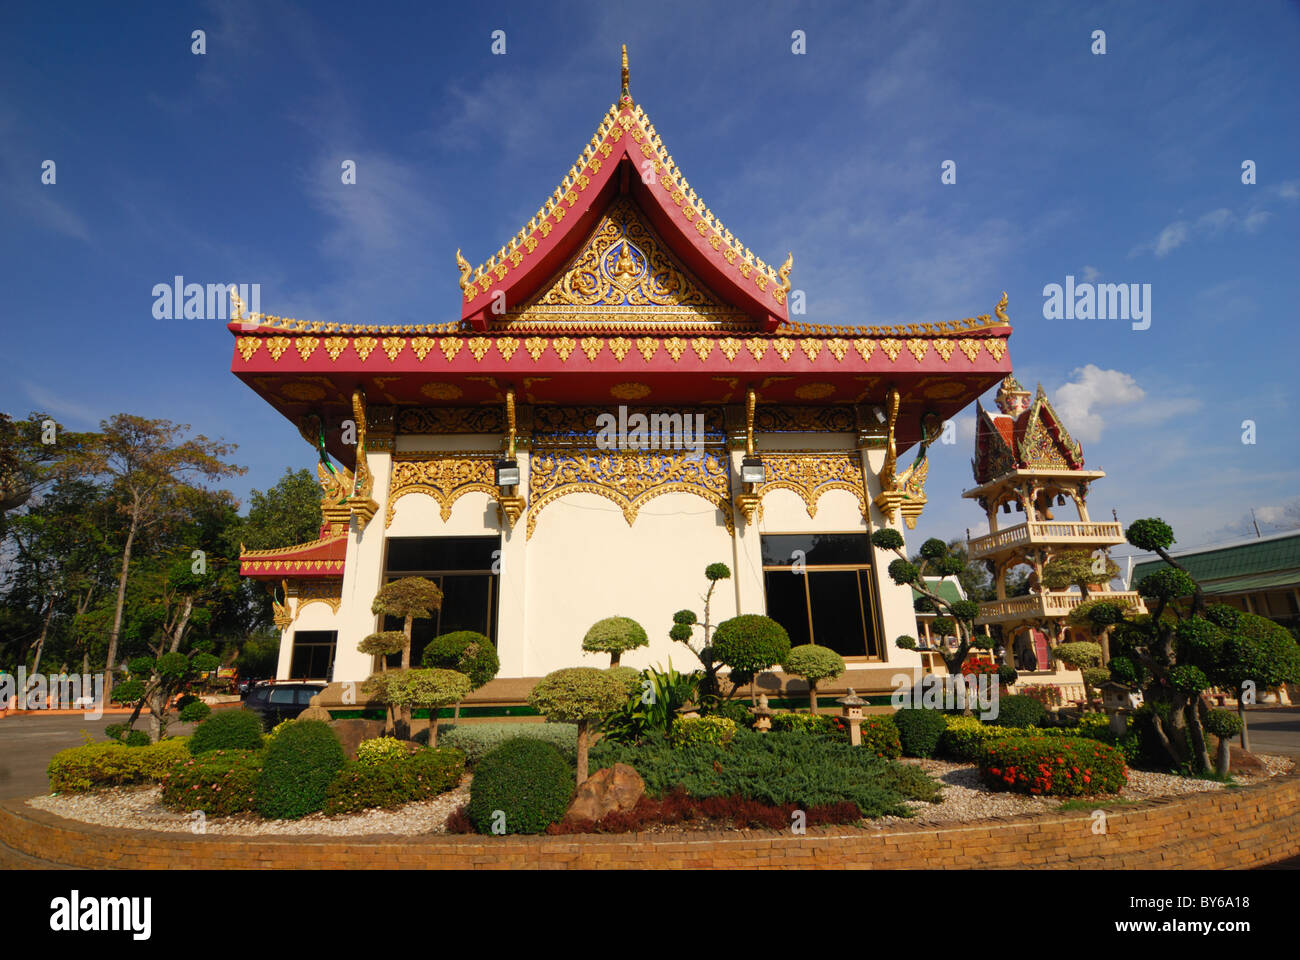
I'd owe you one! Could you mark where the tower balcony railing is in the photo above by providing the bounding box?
[967,520,1125,559]
[976,590,1147,624]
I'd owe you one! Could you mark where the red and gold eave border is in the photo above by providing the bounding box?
[239,534,347,580]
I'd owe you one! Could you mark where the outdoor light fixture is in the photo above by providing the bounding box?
[495,458,520,488]
[873,405,887,424]
[741,455,766,485]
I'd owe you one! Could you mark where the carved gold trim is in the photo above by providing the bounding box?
[386,452,499,527]
[754,452,868,519]
[526,449,733,539]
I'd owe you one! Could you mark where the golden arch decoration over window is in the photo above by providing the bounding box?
[385,452,500,527]
[526,449,734,539]
[753,452,868,519]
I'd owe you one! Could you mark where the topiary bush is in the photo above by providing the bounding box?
[605,666,643,697]
[1203,709,1244,740]
[939,715,999,762]
[178,700,212,724]
[254,719,346,820]
[435,722,579,765]
[1081,667,1110,691]
[189,709,266,753]
[712,614,790,699]
[528,667,628,784]
[990,693,1046,728]
[467,738,574,835]
[161,749,263,816]
[1053,641,1103,670]
[356,736,408,767]
[668,715,737,748]
[780,644,845,712]
[47,739,190,793]
[581,616,649,668]
[979,736,1128,796]
[893,708,948,758]
[420,630,500,688]
[323,748,465,815]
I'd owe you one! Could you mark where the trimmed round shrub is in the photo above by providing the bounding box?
[179,700,212,724]
[1081,667,1110,690]
[990,694,1046,728]
[254,720,345,820]
[176,694,199,710]
[781,644,845,690]
[705,562,731,582]
[895,635,918,650]
[356,736,408,767]
[581,616,649,667]
[712,614,790,679]
[1170,664,1209,696]
[871,527,905,551]
[324,748,465,815]
[1203,709,1244,740]
[979,736,1128,796]
[940,715,998,762]
[189,708,266,754]
[467,738,573,835]
[893,708,947,758]
[124,730,151,747]
[420,630,500,688]
[358,630,407,658]
[668,715,737,748]
[997,664,1019,686]
[605,666,642,697]
[1126,517,1174,553]
[161,749,263,816]
[1053,641,1102,670]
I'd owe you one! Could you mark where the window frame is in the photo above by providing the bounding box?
[760,531,886,662]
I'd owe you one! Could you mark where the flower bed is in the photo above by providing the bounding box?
[979,736,1128,796]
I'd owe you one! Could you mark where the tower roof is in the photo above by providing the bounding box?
[972,381,1085,484]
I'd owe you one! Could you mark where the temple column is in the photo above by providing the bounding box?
[730,448,766,617]
[496,452,529,677]
[862,447,921,671]
[331,446,393,685]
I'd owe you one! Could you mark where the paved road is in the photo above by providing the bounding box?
[0,713,199,801]
[1239,706,1300,756]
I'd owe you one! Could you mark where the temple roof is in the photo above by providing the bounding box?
[226,47,1015,468]
[971,381,1084,484]
[239,533,347,579]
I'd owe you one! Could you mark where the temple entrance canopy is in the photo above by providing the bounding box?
[229,47,1016,686]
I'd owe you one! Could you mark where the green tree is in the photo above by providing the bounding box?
[781,644,845,712]
[68,415,243,699]
[582,616,648,668]
[711,614,791,702]
[877,530,988,673]
[236,468,324,551]
[668,562,731,697]
[528,667,627,785]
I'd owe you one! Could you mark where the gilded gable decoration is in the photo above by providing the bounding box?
[753,452,868,519]
[386,451,500,527]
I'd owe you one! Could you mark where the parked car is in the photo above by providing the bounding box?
[242,682,327,730]
[238,676,271,698]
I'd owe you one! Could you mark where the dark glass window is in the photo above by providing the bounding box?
[380,537,500,667]
[288,631,336,680]
[760,534,882,660]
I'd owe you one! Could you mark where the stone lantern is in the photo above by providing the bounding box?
[749,694,774,732]
[836,689,866,746]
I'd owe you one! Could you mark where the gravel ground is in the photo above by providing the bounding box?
[28,777,471,837]
[25,755,1295,836]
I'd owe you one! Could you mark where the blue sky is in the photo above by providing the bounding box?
[2,0,1297,558]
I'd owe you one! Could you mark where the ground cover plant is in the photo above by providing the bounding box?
[589,729,939,818]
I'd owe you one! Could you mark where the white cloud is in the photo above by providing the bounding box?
[1081,265,1100,282]
[21,381,102,427]
[1052,366,1147,444]
[1153,220,1191,257]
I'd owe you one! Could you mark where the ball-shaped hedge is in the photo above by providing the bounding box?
[358,630,407,657]
[711,614,790,675]
[468,738,574,835]
[1202,709,1244,739]
[581,616,649,662]
[704,562,732,582]
[1126,517,1174,553]
[605,666,643,698]
[1081,667,1111,690]
[528,667,628,724]
[178,700,212,724]
[254,719,345,820]
[189,708,266,754]
[420,631,499,689]
[893,707,948,758]
[1053,641,1103,670]
[871,528,905,551]
[989,694,1045,728]
[781,644,845,684]
[895,635,918,650]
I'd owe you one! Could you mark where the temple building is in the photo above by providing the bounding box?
[231,49,1013,693]
[964,375,1145,699]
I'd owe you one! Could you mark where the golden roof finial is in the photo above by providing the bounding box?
[456,248,472,292]
[620,44,630,103]
[995,290,1010,324]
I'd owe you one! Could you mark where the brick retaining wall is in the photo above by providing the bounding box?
[3,774,1299,869]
